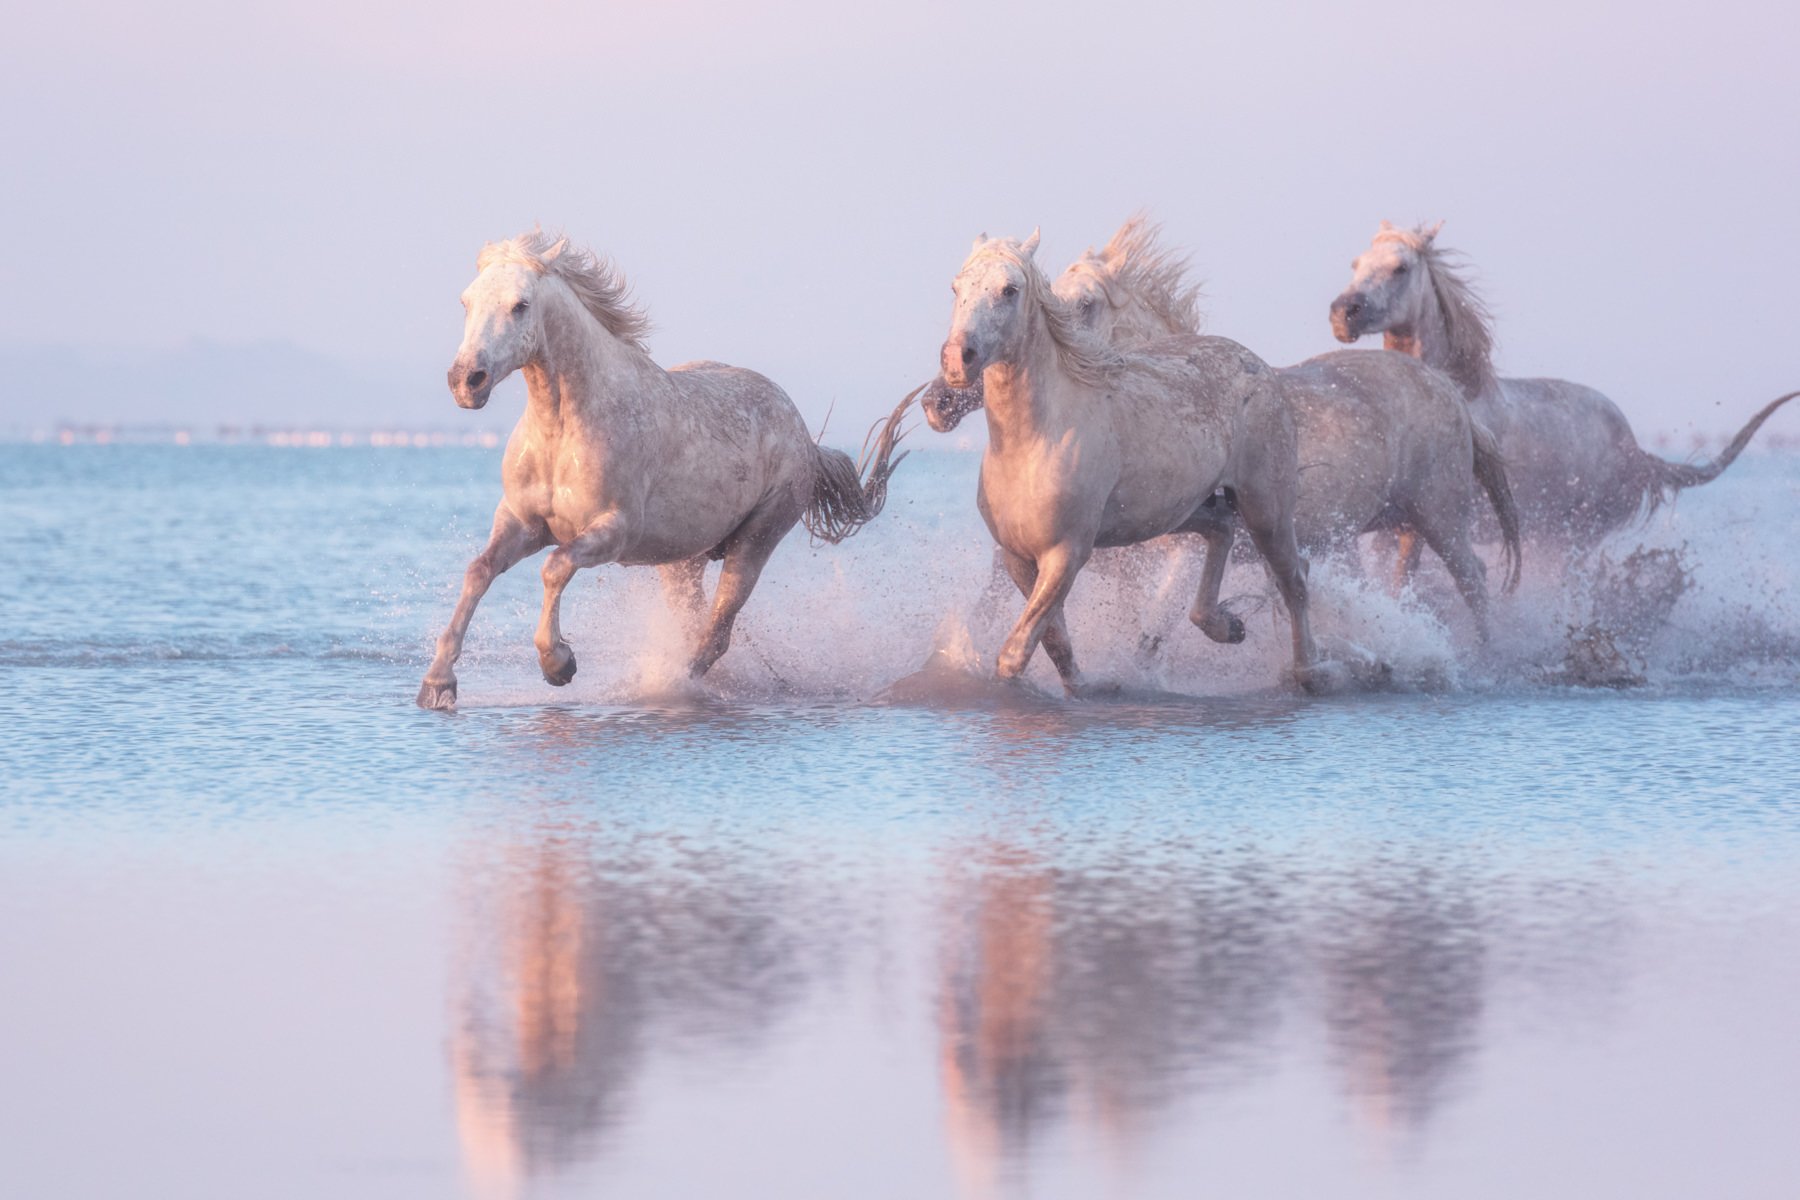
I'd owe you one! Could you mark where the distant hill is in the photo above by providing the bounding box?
[0,338,514,434]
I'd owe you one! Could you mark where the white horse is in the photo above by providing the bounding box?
[922,217,1204,652]
[1054,220,1521,640]
[417,231,911,709]
[1331,221,1797,565]
[938,230,1332,692]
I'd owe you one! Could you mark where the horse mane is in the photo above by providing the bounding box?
[974,237,1122,386]
[1088,214,1203,334]
[1378,223,1498,397]
[477,229,654,353]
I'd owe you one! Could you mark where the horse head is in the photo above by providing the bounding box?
[448,236,569,409]
[1052,252,1127,341]
[940,229,1041,388]
[1330,220,1442,344]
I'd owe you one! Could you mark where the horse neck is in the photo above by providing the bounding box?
[1385,271,1499,402]
[981,311,1079,454]
[522,282,663,433]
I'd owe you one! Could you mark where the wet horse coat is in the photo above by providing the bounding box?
[418,230,907,709]
[1054,219,1521,640]
[1331,221,1796,556]
[938,230,1332,692]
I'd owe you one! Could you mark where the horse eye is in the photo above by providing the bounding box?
[1079,298,1096,312]
[512,300,529,314]
[1001,284,1019,299]
[1393,262,1409,275]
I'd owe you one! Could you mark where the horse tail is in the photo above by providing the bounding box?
[1470,418,1523,593]
[1630,390,1799,514]
[801,386,920,544]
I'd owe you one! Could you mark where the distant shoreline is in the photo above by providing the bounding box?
[4,423,1795,455]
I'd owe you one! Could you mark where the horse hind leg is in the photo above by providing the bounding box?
[1413,518,1493,643]
[535,513,628,687]
[1186,514,1245,645]
[687,502,799,678]
[1234,490,1342,693]
[658,555,710,640]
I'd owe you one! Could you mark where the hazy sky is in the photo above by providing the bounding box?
[5,0,1797,435]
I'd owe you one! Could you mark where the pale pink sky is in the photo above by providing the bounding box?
[4,0,1797,433]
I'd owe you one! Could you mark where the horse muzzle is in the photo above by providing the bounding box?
[922,376,985,433]
[1329,294,1367,344]
[940,338,985,389]
[447,359,493,410]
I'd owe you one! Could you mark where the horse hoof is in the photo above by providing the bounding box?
[1290,660,1351,696]
[417,679,458,710]
[1194,611,1246,645]
[540,644,577,687]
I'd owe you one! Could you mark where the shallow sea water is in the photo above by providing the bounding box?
[3,443,1799,1198]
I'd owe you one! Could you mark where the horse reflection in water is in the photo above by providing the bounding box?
[1317,864,1489,1140]
[932,841,1519,1189]
[930,715,1629,1191]
[442,717,1627,1195]
[447,734,844,1195]
[935,834,1290,1194]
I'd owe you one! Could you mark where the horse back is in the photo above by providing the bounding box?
[1487,376,1644,536]
[1499,377,1637,448]
[1095,335,1279,540]
[664,360,814,467]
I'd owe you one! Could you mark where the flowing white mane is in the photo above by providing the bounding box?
[1081,214,1204,335]
[1377,223,1497,396]
[971,237,1121,386]
[478,229,654,353]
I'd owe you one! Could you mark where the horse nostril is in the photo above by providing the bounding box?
[1343,298,1363,318]
[466,369,488,390]
[960,347,975,365]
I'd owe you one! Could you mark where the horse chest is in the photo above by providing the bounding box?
[980,453,1099,552]
[504,441,620,541]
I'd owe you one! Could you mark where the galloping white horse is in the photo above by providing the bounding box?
[1331,221,1797,562]
[1055,220,1522,639]
[938,230,1332,692]
[417,230,910,709]
[922,217,1202,650]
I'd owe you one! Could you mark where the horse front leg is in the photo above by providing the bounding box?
[535,513,628,687]
[997,543,1088,691]
[418,503,547,710]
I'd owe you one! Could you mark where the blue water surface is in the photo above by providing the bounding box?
[2,444,1798,1199]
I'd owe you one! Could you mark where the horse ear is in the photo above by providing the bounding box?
[1422,220,1445,243]
[1020,227,1041,258]
[543,235,570,263]
[971,233,989,252]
